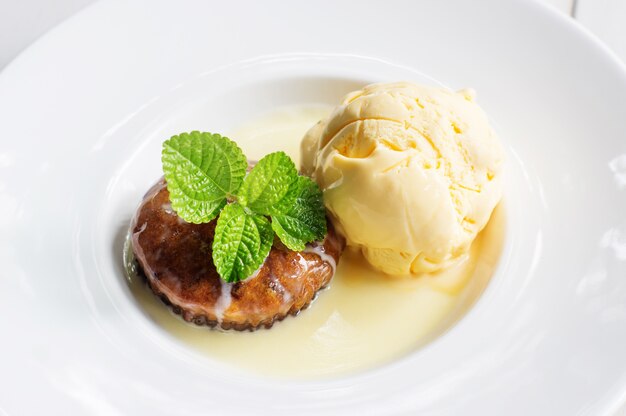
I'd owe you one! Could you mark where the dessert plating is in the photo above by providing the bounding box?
[131,178,344,331]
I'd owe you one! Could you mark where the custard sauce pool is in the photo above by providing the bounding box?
[126,105,505,378]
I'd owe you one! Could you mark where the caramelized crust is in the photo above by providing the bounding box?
[131,179,344,331]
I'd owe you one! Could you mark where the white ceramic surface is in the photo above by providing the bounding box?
[1,0,625,414]
[577,0,626,64]
[0,0,580,71]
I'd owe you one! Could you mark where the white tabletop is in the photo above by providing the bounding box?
[0,0,625,70]
[0,0,624,69]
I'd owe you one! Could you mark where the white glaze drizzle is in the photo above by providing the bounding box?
[294,253,310,277]
[282,286,293,303]
[136,221,147,235]
[213,280,233,324]
[161,202,175,215]
[212,262,266,323]
[268,269,293,304]
[303,244,336,274]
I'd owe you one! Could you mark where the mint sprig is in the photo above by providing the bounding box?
[271,176,327,251]
[212,203,273,283]
[162,131,327,283]
[238,151,297,215]
[162,132,247,224]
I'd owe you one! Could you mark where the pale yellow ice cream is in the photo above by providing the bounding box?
[301,82,504,275]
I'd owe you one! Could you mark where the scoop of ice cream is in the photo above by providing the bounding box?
[301,82,504,275]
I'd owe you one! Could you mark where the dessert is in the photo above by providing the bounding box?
[124,99,505,376]
[131,178,343,331]
[302,82,504,275]
[130,132,343,331]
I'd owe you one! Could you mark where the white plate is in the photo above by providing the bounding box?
[1,0,626,414]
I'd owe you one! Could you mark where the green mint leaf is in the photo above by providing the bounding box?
[237,151,298,215]
[212,202,273,283]
[271,176,327,251]
[271,217,306,251]
[162,131,247,223]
